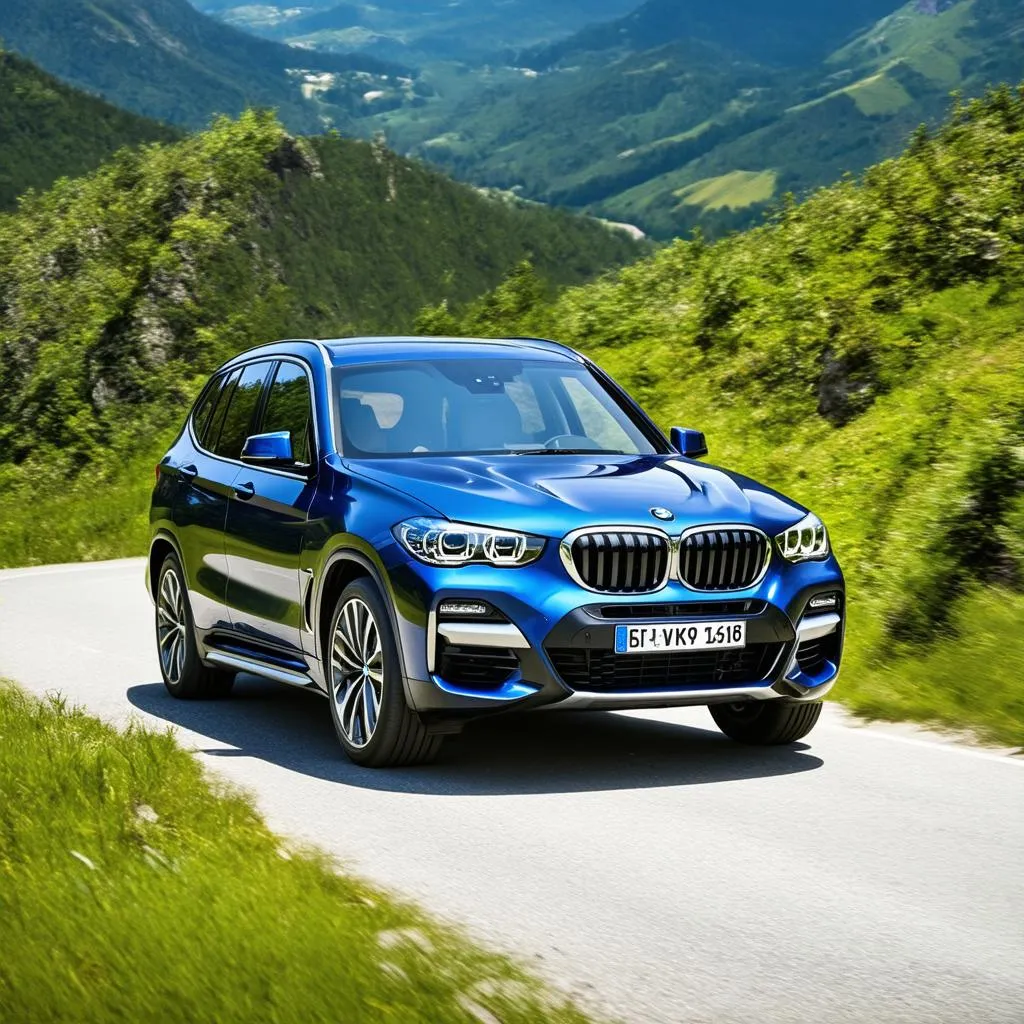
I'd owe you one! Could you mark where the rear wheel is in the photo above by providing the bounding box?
[710,700,822,745]
[156,554,235,699]
[327,578,442,767]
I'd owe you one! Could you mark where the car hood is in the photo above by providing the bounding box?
[347,454,808,537]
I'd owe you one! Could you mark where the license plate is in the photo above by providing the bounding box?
[614,620,747,655]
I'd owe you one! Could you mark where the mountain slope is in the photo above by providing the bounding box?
[415,85,1024,744]
[0,49,180,209]
[529,0,900,67]
[375,0,1024,238]
[0,111,640,563]
[0,0,400,131]
[606,0,1024,235]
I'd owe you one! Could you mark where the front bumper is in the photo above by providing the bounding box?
[382,538,845,719]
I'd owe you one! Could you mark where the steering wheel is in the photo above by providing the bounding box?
[542,434,600,450]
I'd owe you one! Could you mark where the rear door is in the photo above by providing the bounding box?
[171,368,239,634]
[222,359,319,659]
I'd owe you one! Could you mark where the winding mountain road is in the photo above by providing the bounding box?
[1,559,1021,1023]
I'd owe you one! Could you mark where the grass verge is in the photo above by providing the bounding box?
[0,683,596,1024]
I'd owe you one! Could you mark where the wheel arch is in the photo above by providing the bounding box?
[315,549,414,703]
[147,531,185,601]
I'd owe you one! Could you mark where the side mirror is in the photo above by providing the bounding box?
[670,427,709,459]
[241,431,294,467]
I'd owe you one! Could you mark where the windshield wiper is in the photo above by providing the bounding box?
[511,448,624,456]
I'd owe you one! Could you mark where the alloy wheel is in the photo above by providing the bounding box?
[331,597,384,748]
[157,568,187,685]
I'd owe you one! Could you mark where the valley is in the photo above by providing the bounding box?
[363,0,1024,237]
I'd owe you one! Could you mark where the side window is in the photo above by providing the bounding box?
[212,361,273,461]
[204,368,241,453]
[191,372,226,448]
[260,361,314,466]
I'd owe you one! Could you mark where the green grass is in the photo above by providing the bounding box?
[674,170,778,212]
[828,0,979,78]
[845,72,914,116]
[841,586,1024,743]
[0,435,174,568]
[0,682,596,1023]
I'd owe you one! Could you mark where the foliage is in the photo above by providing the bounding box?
[414,86,1024,743]
[0,109,640,564]
[0,50,180,210]
[0,683,593,1022]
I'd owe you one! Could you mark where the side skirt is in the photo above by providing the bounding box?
[204,649,325,695]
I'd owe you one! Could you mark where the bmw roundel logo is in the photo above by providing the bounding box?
[650,507,675,522]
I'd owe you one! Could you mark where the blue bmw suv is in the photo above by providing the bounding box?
[149,337,844,766]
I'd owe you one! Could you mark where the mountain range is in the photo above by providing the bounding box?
[369,0,1024,237]
[5,0,1019,240]
[526,0,900,66]
[0,0,402,132]
[192,1,639,62]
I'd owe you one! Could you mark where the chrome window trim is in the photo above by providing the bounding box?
[559,525,674,595]
[675,523,772,593]
[187,354,322,482]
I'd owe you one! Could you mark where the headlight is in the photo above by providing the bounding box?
[775,512,830,562]
[394,517,545,568]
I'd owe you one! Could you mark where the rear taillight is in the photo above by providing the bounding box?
[155,464,161,484]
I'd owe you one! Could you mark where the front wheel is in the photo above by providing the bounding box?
[710,700,822,745]
[327,578,442,767]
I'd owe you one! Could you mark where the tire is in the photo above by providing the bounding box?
[326,578,442,767]
[155,554,235,699]
[710,700,822,745]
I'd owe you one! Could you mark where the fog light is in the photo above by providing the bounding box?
[438,600,492,619]
[808,593,840,611]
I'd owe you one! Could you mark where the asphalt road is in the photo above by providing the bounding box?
[1,558,1022,1023]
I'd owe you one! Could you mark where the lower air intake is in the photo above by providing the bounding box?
[547,643,785,692]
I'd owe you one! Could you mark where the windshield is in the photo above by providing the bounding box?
[334,357,664,457]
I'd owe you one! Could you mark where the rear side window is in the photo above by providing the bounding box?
[212,361,273,461]
[260,361,314,467]
[191,373,227,449]
[204,368,241,453]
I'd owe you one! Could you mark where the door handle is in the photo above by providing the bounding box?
[179,463,198,482]
[232,480,256,501]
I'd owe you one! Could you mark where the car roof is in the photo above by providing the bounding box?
[318,336,583,366]
[221,335,582,368]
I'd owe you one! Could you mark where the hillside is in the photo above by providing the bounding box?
[413,86,1024,744]
[0,50,180,209]
[0,0,402,132]
[373,0,1024,238]
[528,0,899,67]
[192,1,638,62]
[0,111,640,560]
